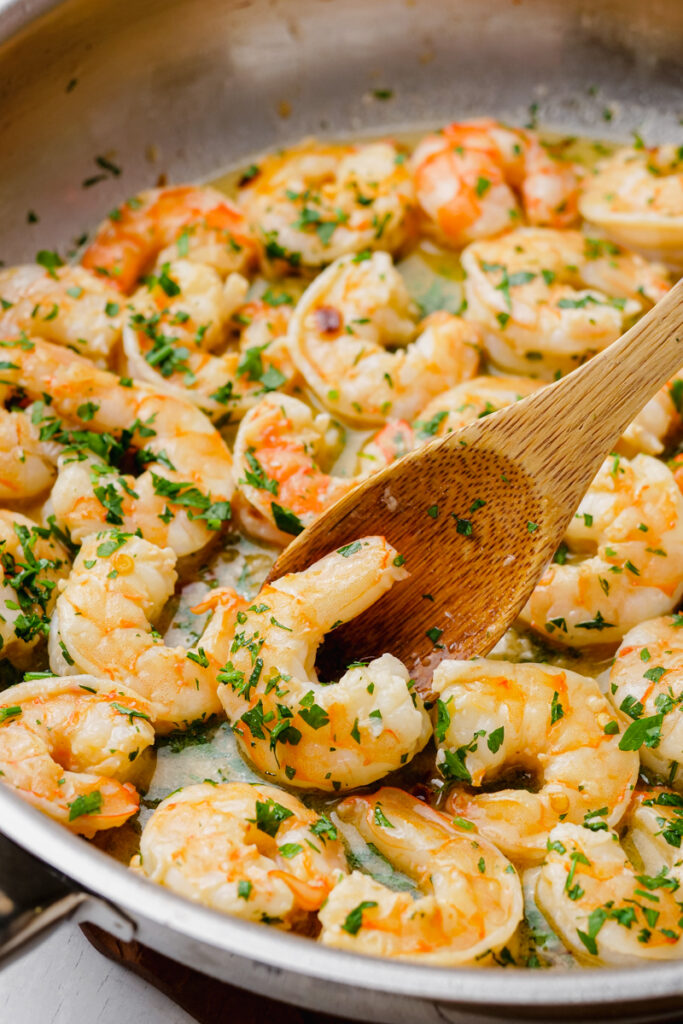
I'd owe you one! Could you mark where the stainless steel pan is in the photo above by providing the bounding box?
[0,1,682,1019]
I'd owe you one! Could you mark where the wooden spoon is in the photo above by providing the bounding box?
[270,278,683,690]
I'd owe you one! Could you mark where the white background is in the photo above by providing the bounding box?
[0,922,194,1024]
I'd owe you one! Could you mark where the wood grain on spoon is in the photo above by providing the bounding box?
[270,277,683,690]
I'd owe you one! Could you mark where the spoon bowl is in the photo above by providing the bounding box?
[289,429,555,689]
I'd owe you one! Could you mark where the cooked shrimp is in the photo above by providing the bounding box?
[288,251,480,425]
[359,365,682,466]
[123,261,295,421]
[610,616,683,789]
[521,453,683,647]
[0,675,154,836]
[360,375,542,470]
[218,536,431,790]
[620,373,683,457]
[434,659,638,865]
[0,263,124,362]
[0,336,234,556]
[536,820,683,965]
[81,185,258,293]
[579,145,683,266]
[415,373,542,435]
[318,788,523,964]
[462,227,670,377]
[356,420,414,474]
[50,531,240,731]
[411,118,579,249]
[233,393,356,541]
[0,511,70,666]
[0,406,56,500]
[239,140,416,269]
[132,781,347,926]
[626,785,683,876]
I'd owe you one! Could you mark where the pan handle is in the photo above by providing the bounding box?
[0,830,135,967]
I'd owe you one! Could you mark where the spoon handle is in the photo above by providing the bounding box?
[484,276,683,491]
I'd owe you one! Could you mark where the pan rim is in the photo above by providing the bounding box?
[2,784,682,1009]
[1,0,683,1009]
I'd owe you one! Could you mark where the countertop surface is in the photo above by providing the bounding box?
[0,920,341,1024]
[0,922,195,1024]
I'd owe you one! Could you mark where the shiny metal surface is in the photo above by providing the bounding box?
[1,0,682,264]
[2,784,683,1023]
[0,0,682,1019]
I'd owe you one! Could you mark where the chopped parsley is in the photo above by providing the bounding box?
[68,790,103,821]
[271,503,304,536]
[341,900,378,935]
[252,798,294,837]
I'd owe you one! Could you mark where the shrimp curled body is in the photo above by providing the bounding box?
[132,781,347,927]
[411,119,580,249]
[462,227,669,378]
[610,616,683,789]
[521,453,683,647]
[239,140,416,269]
[361,374,542,470]
[319,788,523,964]
[218,537,432,790]
[123,261,295,422]
[81,185,258,294]
[0,675,154,835]
[233,393,358,541]
[537,812,683,965]
[0,264,124,363]
[435,659,638,865]
[0,336,234,557]
[0,407,57,501]
[0,511,70,666]
[50,532,240,731]
[288,251,480,426]
[579,146,683,266]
